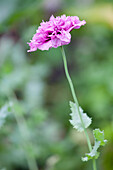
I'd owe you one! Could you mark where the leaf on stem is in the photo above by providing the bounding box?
[69,101,92,132]
[93,129,107,146]
[82,128,107,161]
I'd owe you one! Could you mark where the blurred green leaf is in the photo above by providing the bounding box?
[0,102,13,128]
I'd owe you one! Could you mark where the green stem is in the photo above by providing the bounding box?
[93,159,97,170]
[60,46,97,170]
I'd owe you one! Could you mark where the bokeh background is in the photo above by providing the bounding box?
[0,0,113,169]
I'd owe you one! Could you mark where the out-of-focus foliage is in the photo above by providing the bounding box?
[0,0,113,170]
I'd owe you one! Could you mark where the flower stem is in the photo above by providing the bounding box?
[60,46,97,170]
[93,159,97,170]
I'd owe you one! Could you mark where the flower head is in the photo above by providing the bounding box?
[27,15,86,52]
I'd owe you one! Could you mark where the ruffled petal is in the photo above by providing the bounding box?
[51,38,62,48]
[37,40,52,51]
[56,30,71,44]
[27,42,38,52]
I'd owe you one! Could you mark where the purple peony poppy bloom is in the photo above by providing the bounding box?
[27,15,86,52]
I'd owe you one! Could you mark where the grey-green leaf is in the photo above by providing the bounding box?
[82,141,100,161]
[69,101,92,132]
[82,128,107,162]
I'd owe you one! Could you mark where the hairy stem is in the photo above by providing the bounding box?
[60,46,97,170]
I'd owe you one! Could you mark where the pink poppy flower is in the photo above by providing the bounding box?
[27,15,86,52]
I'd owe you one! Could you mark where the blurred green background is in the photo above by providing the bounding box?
[0,0,113,169]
